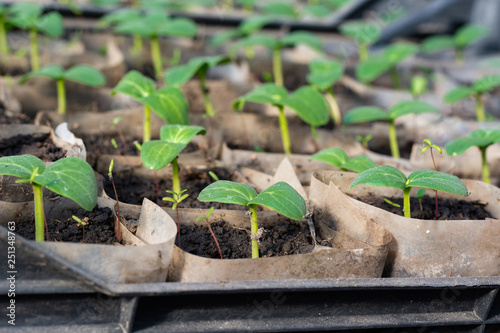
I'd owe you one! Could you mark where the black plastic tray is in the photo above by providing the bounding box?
[1,226,499,332]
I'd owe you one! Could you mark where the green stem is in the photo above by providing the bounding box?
[143,105,151,142]
[0,15,9,55]
[326,87,341,125]
[480,146,490,184]
[29,28,39,71]
[475,94,486,122]
[32,184,45,242]
[455,47,465,64]
[249,205,259,258]
[388,120,400,159]
[150,35,163,80]
[170,47,181,66]
[278,106,291,155]
[359,42,369,62]
[199,72,215,117]
[131,34,143,55]
[403,188,411,218]
[389,66,401,90]
[273,48,283,87]
[172,157,181,200]
[57,79,66,115]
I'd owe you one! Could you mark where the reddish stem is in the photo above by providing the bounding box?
[206,221,223,259]
[430,149,438,220]
[110,177,122,241]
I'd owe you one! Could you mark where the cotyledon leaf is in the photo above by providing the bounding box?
[0,154,46,180]
[198,180,257,206]
[350,165,407,191]
[248,182,306,220]
[406,170,468,196]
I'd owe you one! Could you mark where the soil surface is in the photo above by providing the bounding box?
[177,219,325,259]
[0,108,31,125]
[355,194,492,220]
[103,167,245,210]
[0,133,66,161]
[15,206,120,244]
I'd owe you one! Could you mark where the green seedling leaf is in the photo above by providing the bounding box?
[159,18,198,38]
[141,141,186,170]
[443,86,475,104]
[282,31,323,50]
[260,2,298,18]
[34,157,97,211]
[338,20,381,44]
[411,75,428,97]
[350,165,407,191]
[341,156,377,173]
[233,83,288,110]
[19,64,65,83]
[343,106,390,124]
[473,75,500,94]
[307,58,344,90]
[210,30,240,47]
[0,154,46,179]
[248,182,306,220]
[9,3,41,29]
[454,24,489,48]
[165,55,230,87]
[160,124,206,144]
[384,41,419,64]
[421,35,455,53]
[111,70,156,100]
[281,86,330,127]
[421,139,442,154]
[63,65,106,87]
[309,147,349,167]
[306,4,332,18]
[99,8,141,27]
[406,170,468,196]
[142,87,189,125]
[414,188,425,199]
[234,34,278,51]
[239,15,274,35]
[198,180,257,206]
[384,198,400,208]
[38,12,63,37]
[389,100,439,119]
[356,57,392,83]
[208,171,219,181]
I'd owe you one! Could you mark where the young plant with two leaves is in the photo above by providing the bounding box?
[165,55,231,117]
[113,11,198,79]
[351,165,468,218]
[8,2,63,71]
[0,155,97,241]
[443,74,500,122]
[445,128,500,184]
[111,70,189,143]
[309,147,376,173]
[307,58,344,126]
[421,24,489,64]
[232,31,323,86]
[338,20,381,61]
[198,181,306,258]
[233,83,330,155]
[19,64,105,115]
[343,100,439,158]
[356,41,419,89]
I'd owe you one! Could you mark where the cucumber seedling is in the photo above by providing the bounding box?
[9,2,63,71]
[198,181,306,258]
[195,206,223,259]
[20,64,105,115]
[351,165,468,218]
[111,70,189,142]
[164,188,189,248]
[444,74,500,122]
[422,24,489,64]
[445,128,500,184]
[309,147,376,173]
[343,100,439,158]
[356,41,419,89]
[233,83,330,155]
[338,20,381,61]
[421,139,443,220]
[0,155,97,241]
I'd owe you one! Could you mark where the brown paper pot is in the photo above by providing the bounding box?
[167,158,391,282]
[311,170,500,277]
[0,124,86,203]
[0,197,177,284]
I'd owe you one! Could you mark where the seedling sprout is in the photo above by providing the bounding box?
[195,207,223,259]
[421,139,443,219]
[309,147,376,173]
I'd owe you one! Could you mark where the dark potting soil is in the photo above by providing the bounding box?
[177,219,326,259]
[0,108,31,125]
[355,194,492,220]
[15,206,120,244]
[0,133,65,161]
[103,167,245,210]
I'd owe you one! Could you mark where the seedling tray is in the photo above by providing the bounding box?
[1,226,499,332]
